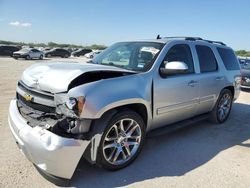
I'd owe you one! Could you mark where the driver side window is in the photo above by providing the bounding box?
[163,44,194,74]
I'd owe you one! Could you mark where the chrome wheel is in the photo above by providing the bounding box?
[102,118,142,165]
[217,93,232,122]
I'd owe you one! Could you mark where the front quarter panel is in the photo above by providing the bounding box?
[68,73,152,121]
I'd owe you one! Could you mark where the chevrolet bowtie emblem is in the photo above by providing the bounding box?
[23,94,33,102]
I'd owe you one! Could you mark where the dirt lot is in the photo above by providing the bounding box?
[0,57,250,188]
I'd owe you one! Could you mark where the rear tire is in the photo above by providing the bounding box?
[97,110,145,171]
[64,54,69,58]
[39,55,43,60]
[209,89,233,124]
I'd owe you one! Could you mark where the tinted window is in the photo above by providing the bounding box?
[196,45,218,73]
[217,48,239,70]
[163,44,194,74]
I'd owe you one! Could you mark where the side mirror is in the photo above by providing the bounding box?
[160,61,188,77]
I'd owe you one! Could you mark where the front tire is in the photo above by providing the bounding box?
[39,55,43,60]
[25,55,31,60]
[209,89,233,124]
[97,110,145,170]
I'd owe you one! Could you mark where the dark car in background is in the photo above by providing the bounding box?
[241,63,250,89]
[45,48,70,58]
[71,48,92,57]
[238,57,250,66]
[0,45,20,56]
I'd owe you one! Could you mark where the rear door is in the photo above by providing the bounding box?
[153,43,200,128]
[194,45,224,114]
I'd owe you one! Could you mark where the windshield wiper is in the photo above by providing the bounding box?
[105,62,127,69]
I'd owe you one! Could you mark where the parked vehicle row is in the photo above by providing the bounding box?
[0,45,103,60]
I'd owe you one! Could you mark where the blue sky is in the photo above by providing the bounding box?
[0,0,250,50]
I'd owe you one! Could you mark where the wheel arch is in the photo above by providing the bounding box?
[223,85,235,98]
[95,101,151,130]
[83,102,149,165]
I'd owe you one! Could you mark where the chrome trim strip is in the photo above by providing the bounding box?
[157,99,199,115]
[199,95,215,103]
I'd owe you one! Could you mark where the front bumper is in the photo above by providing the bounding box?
[241,85,250,89]
[8,99,90,179]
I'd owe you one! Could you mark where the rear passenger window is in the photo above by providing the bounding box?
[217,48,240,70]
[196,45,218,73]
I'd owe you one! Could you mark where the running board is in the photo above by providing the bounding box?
[147,113,210,138]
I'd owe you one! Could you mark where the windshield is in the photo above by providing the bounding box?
[92,42,164,72]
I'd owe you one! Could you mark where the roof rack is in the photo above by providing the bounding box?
[201,39,226,46]
[164,36,203,41]
[156,35,226,46]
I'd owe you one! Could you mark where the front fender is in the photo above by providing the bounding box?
[68,73,152,120]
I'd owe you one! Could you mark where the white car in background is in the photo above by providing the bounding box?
[13,48,44,60]
[85,50,102,59]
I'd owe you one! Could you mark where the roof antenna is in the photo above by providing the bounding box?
[156,34,161,39]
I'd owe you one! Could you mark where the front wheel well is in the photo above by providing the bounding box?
[223,86,235,98]
[102,103,148,128]
[117,104,148,126]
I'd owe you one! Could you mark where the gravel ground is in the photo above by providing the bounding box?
[0,57,250,188]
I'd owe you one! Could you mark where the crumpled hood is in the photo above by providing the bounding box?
[21,62,132,93]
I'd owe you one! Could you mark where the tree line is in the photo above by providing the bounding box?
[235,50,250,57]
[0,40,107,50]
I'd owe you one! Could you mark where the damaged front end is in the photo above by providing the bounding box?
[16,81,92,139]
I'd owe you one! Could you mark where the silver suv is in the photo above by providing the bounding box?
[8,37,241,183]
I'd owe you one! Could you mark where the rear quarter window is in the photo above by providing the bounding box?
[217,48,240,70]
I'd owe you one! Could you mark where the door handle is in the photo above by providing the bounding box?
[216,76,224,81]
[188,80,198,87]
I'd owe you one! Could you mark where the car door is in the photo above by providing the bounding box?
[153,43,200,128]
[34,49,40,58]
[194,45,224,114]
[30,49,37,58]
[53,49,59,56]
[58,49,65,57]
